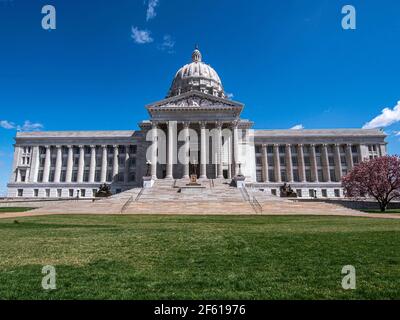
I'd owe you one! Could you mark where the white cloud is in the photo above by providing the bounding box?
[146,0,159,21]
[131,26,153,44]
[158,34,175,53]
[362,101,400,129]
[0,120,43,132]
[0,120,16,129]
[290,124,304,130]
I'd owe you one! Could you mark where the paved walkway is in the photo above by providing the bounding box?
[1,180,399,220]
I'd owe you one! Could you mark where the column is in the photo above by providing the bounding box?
[379,144,387,156]
[334,144,342,182]
[30,146,40,183]
[310,144,318,182]
[77,145,85,183]
[54,145,62,183]
[100,145,108,183]
[273,144,281,183]
[321,144,331,182]
[346,144,354,170]
[166,121,174,179]
[297,144,306,182]
[42,145,51,183]
[89,145,96,183]
[232,123,240,176]
[216,122,223,178]
[183,122,190,179]
[151,123,158,180]
[10,145,20,183]
[124,149,130,183]
[66,145,73,183]
[285,144,293,182]
[261,144,269,182]
[112,145,119,182]
[200,122,207,179]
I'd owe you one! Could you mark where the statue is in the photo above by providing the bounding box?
[95,183,112,198]
[279,183,297,198]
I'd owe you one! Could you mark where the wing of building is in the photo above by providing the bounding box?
[7,48,387,199]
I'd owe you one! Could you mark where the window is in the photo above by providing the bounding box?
[45,189,50,197]
[256,157,262,166]
[69,189,74,197]
[271,189,277,196]
[72,170,78,182]
[280,170,287,182]
[268,169,275,182]
[341,155,347,166]
[61,170,67,182]
[330,170,336,182]
[57,189,62,198]
[117,172,124,182]
[328,156,335,166]
[83,170,90,182]
[317,170,323,182]
[267,146,273,153]
[292,156,298,166]
[351,145,357,153]
[296,189,302,197]
[256,169,262,182]
[95,170,101,182]
[129,172,136,182]
[334,189,340,198]
[34,189,39,197]
[322,189,328,198]
[38,170,44,182]
[92,189,98,197]
[293,169,300,182]
[17,189,23,197]
[279,156,285,166]
[305,169,312,182]
[49,170,55,182]
[304,156,311,166]
[118,157,125,166]
[255,145,261,154]
[129,145,137,154]
[80,189,86,197]
[309,189,315,198]
[130,158,136,168]
[20,169,26,182]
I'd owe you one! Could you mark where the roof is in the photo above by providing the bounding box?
[254,129,386,137]
[16,131,135,139]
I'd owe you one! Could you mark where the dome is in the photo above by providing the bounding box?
[167,47,226,98]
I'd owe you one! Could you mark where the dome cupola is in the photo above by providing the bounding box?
[167,46,225,98]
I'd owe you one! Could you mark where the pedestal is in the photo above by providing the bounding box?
[233,175,246,188]
[143,176,154,188]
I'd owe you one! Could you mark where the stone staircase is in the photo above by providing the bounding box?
[26,179,363,216]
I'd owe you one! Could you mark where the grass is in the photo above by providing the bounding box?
[0,214,399,300]
[361,209,400,214]
[0,207,35,213]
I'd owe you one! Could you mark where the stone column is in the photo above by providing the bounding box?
[273,144,281,183]
[100,145,108,183]
[262,144,269,182]
[124,150,130,183]
[77,145,85,183]
[30,146,40,183]
[42,145,51,183]
[89,145,96,183]
[151,123,158,180]
[200,122,207,179]
[334,144,342,182]
[183,122,190,179]
[54,145,62,183]
[66,145,73,183]
[379,144,387,157]
[297,144,306,182]
[310,144,318,182]
[216,122,224,178]
[285,144,293,182]
[112,145,119,182]
[232,123,240,176]
[321,144,331,182]
[166,121,174,179]
[346,144,354,170]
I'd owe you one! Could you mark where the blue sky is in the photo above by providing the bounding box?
[0,0,399,194]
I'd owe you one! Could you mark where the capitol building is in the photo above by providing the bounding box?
[7,48,387,199]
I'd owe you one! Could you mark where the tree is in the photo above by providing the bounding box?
[342,155,400,212]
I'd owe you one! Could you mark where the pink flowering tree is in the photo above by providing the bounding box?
[342,155,400,212]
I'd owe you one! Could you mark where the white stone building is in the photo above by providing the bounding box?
[7,48,387,199]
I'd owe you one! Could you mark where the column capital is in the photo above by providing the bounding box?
[199,121,207,129]
[231,120,239,129]
[273,143,280,148]
[78,145,85,149]
[44,145,51,149]
[297,143,304,147]
[261,143,267,149]
[55,145,62,149]
[215,121,223,129]
[183,121,190,128]
[286,143,291,147]
[113,144,119,149]
[101,145,107,148]
[90,145,96,149]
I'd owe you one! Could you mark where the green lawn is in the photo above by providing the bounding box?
[0,207,36,213]
[0,215,399,300]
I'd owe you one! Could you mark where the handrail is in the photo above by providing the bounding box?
[135,188,144,202]
[242,187,262,214]
[120,195,134,214]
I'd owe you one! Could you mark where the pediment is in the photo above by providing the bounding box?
[146,91,243,110]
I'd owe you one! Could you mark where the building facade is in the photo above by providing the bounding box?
[7,48,387,199]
